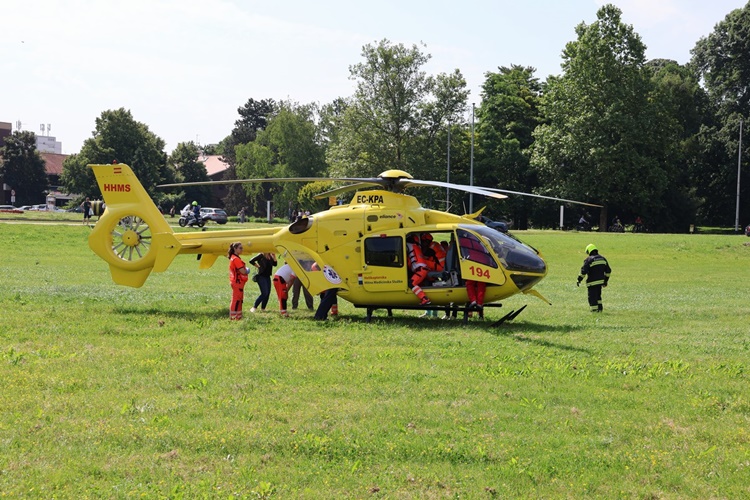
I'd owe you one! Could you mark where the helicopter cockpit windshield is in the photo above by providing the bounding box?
[458,225,546,274]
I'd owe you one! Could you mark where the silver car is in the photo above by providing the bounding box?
[199,207,228,224]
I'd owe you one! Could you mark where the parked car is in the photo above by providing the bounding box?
[199,207,228,224]
[0,205,23,213]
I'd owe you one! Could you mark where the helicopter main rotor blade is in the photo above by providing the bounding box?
[481,187,603,207]
[313,183,382,199]
[158,177,380,188]
[398,179,508,200]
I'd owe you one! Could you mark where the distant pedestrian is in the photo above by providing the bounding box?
[577,243,612,312]
[81,197,92,224]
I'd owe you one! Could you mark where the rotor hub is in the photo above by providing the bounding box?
[122,229,140,247]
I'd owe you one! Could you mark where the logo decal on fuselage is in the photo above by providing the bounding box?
[323,265,342,284]
[103,184,131,192]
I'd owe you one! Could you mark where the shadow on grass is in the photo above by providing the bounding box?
[492,321,592,354]
[111,305,227,321]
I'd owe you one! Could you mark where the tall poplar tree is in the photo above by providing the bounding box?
[531,4,679,230]
[476,65,542,228]
[691,3,750,226]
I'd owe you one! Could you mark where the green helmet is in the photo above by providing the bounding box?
[585,243,597,255]
[192,201,198,206]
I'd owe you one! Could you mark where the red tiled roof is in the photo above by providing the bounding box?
[40,152,69,176]
[34,153,228,178]
[199,155,230,177]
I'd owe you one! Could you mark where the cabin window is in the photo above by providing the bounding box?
[457,229,498,268]
[286,248,319,271]
[364,236,403,267]
[289,216,313,234]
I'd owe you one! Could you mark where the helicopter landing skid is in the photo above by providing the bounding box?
[489,304,527,327]
[359,303,522,325]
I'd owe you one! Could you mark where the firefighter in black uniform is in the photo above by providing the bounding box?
[577,243,611,312]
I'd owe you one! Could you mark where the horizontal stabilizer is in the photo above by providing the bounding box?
[152,233,183,273]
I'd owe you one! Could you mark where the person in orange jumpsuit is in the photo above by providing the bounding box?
[407,234,431,305]
[227,242,250,320]
[419,233,447,317]
[465,280,486,317]
[421,233,446,273]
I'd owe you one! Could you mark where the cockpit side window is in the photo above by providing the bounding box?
[457,229,498,268]
[364,236,403,267]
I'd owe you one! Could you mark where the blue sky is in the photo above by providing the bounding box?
[3,0,746,154]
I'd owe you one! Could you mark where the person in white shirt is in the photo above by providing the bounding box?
[272,263,296,317]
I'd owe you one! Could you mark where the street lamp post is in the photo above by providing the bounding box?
[446,124,451,210]
[469,103,475,213]
[736,118,744,232]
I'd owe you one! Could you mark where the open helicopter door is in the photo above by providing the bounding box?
[275,242,349,296]
[359,234,408,292]
[455,228,507,286]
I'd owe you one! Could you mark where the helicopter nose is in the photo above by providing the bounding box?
[505,248,546,291]
[504,246,546,274]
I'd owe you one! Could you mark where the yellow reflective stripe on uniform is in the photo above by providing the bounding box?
[589,260,607,266]
[587,279,605,286]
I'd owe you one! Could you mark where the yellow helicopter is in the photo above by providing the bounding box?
[87,163,600,324]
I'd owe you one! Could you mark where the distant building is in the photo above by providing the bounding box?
[0,120,71,205]
[198,154,230,206]
[200,154,230,179]
[40,152,73,205]
[1,122,13,203]
[0,122,10,148]
[36,135,62,154]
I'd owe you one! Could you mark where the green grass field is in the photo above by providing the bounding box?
[1,221,749,498]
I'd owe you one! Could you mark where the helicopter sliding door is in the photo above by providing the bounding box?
[456,228,506,285]
[359,235,407,292]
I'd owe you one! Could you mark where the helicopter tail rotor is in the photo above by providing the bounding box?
[88,163,181,287]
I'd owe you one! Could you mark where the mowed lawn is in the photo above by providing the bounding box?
[1,222,749,498]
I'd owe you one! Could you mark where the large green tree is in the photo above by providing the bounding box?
[220,98,277,213]
[327,39,468,181]
[646,59,708,229]
[476,65,542,228]
[531,4,680,230]
[61,108,169,200]
[691,3,750,226]
[235,103,326,215]
[0,131,49,206]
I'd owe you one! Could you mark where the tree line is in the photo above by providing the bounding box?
[4,4,747,232]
